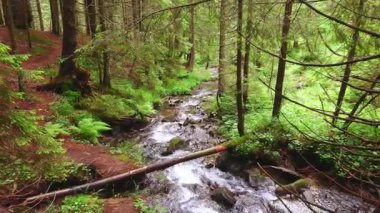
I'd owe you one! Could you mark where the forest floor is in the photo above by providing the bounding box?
[0,27,140,212]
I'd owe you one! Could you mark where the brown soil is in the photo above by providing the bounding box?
[103,198,139,213]
[64,141,139,178]
[1,27,141,210]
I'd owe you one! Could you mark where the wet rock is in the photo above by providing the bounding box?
[302,190,314,203]
[205,163,214,169]
[215,152,247,174]
[162,114,177,122]
[275,178,313,197]
[233,195,269,213]
[168,99,183,107]
[262,165,302,185]
[161,137,188,156]
[183,117,200,126]
[243,168,271,189]
[210,187,236,208]
[106,117,148,132]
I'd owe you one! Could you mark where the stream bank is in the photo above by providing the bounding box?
[127,68,375,213]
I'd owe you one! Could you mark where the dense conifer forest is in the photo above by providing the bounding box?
[0,0,379,212]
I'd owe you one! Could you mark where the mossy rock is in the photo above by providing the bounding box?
[210,187,236,208]
[274,178,314,196]
[243,168,270,189]
[161,137,188,156]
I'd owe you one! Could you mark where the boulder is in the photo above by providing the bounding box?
[215,152,247,174]
[183,117,200,126]
[161,137,188,156]
[210,187,236,208]
[243,168,273,189]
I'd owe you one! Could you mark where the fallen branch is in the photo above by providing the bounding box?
[24,136,250,204]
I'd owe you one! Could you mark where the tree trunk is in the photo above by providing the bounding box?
[8,0,32,29]
[0,0,4,26]
[236,0,244,136]
[84,0,96,37]
[36,0,44,31]
[2,0,17,53]
[186,0,195,71]
[98,0,111,89]
[22,0,32,49]
[332,0,364,124]
[218,0,227,96]
[243,0,253,110]
[44,0,92,96]
[49,0,61,35]
[342,73,380,130]
[24,135,252,204]
[131,0,140,40]
[272,0,293,119]
[170,8,181,57]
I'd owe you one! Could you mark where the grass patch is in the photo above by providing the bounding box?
[109,140,145,165]
[60,194,103,213]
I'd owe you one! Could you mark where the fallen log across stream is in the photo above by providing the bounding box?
[24,135,250,204]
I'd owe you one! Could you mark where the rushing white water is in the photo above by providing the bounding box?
[137,68,374,213]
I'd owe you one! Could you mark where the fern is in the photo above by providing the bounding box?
[71,118,111,143]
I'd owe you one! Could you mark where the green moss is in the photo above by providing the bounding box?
[109,140,145,165]
[61,194,103,213]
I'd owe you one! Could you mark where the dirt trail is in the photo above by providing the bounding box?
[0,27,139,182]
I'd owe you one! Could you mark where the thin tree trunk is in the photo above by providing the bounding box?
[186,0,195,71]
[342,74,380,130]
[0,0,4,26]
[24,135,252,204]
[236,0,244,136]
[332,0,364,124]
[272,0,293,119]
[218,0,227,96]
[84,0,96,37]
[98,0,111,89]
[131,0,140,40]
[171,8,181,57]
[49,0,61,35]
[2,0,17,53]
[36,0,44,31]
[243,0,254,110]
[23,0,32,49]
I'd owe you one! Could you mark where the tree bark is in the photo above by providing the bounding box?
[170,8,181,57]
[36,0,44,31]
[243,0,254,110]
[186,0,196,71]
[98,0,111,89]
[218,0,227,96]
[2,0,17,53]
[24,135,251,204]
[42,0,92,96]
[332,0,364,124]
[272,0,293,119]
[0,0,4,26]
[131,0,140,40]
[84,0,96,37]
[236,0,244,136]
[22,0,32,49]
[49,0,61,35]
[7,0,32,29]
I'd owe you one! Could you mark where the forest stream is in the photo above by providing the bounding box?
[128,68,374,213]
